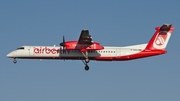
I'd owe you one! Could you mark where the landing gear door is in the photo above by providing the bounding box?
[29,47,34,56]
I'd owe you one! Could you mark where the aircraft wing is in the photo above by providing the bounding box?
[73,29,103,51]
[78,30,93,44]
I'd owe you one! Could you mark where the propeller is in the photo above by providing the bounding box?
[60,35,66,53]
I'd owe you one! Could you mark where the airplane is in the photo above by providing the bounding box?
[7,24,174,71]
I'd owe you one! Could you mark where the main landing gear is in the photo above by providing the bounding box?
[82,59,90,71]
[81,51,90,71]
[13,58,17,64]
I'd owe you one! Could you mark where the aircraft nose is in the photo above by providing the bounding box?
[7,52,14,58]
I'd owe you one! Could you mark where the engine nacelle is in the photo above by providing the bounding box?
[64,41,104,50]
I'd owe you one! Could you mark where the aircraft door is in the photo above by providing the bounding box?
[116,49,121,56]
[29,47,34,56]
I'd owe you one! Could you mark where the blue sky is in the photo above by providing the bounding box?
[1,0,180,101]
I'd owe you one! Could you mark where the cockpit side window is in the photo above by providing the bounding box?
[16,47,25,50]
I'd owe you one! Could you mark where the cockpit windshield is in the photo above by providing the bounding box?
[16,47,25,50]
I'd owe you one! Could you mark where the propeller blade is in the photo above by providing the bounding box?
[59,35,66,53]
[63,35,65,43]
[60,35,65,46]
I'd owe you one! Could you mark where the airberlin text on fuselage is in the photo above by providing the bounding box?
[34,47,60,54]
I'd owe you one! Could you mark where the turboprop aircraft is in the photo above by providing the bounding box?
[7,24,174,71]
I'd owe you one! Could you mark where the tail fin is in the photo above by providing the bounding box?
[145,24,174,50]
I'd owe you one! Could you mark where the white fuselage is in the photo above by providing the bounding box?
[7,44,154,61]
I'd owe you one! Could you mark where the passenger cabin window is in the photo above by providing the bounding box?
[17,47,24,50]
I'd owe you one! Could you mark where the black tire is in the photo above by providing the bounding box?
[85,65,89,71]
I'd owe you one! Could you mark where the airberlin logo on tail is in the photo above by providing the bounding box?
[155,36,165,46]
[153,32,171,49]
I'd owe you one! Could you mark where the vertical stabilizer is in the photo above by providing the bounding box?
[145,24,174,50]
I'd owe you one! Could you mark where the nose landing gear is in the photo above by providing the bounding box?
[13,58,17,64]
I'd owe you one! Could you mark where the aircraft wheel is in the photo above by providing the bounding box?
[85,65,89,71]
[13,59,17,64]
[85,58,89,63]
